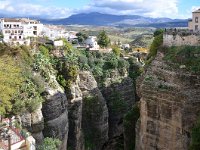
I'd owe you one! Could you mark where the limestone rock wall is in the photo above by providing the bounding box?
[102,76,136,139]
[20,105,44,144]
[42,79,69,150]
[79,71,109,150]
[136,52,200,150]
[67,77,84,150]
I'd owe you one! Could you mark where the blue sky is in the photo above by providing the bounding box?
[0,0,199,18]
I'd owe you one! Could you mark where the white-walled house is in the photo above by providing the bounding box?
[121,44,130,50]
[85,36,99,50]
[0,18,43,45]
[42,25,69,40]
[54,40,64,47]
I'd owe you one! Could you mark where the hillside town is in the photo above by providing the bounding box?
[0,18,102,50]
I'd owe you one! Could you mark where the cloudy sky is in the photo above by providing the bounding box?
[0,0,199,19]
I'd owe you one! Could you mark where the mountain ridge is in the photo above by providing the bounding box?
[0,12,188,28]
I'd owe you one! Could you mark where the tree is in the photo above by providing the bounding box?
[112,45,121,57]
[0,55,23,116]
[146,30,163,64]
[97,30,110,48]
[153,29,164,37]
[76,32,88,44]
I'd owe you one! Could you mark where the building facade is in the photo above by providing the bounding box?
[0,18,43,45]
[188,9,200,31]
[85,36,99,49]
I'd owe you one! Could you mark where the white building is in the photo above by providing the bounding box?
[121,44,130,50]
[54,40,64,47]
[85,36,99,50]
[42,25,69,40]
[0,18,43,45]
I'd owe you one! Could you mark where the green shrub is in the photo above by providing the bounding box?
[12,78,44,114]
[118,58,130,69]
[38,137,61,150]
[39,45,49,58]
[146,31,163,64]
[0,55,23,116]
[163,46,200,73]
[112,45,121,57]
[128,57,142,83]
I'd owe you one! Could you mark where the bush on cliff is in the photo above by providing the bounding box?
[0,44,45,116]
[146,29,163,64]
[163,46,200,73]
[123,104,140,150]
[0,55,23,115]
[38,137,61,150]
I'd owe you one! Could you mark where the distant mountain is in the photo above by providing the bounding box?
[39,12,188,28]
[0,12,188,28]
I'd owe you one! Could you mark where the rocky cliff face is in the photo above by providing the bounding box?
[42,84,68,150]
[67,71,109,150]
[20,105,44,144]
[21,75,69,149]
[136,51,200,150]
[79,71,109,150]
[67,76,84,150]
[101,70,136,149]
[20,69,136,150]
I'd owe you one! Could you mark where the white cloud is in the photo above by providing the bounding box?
[0,0,192,19]
[0,0,73,18]
[87,0,179,18]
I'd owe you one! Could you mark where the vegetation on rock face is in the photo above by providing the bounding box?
[146,29,163,64]
[0,43,48,116]
[38,137,61,150]
[83,95,103,150]
[109,91,128,113]
[123,104,140,150]
[128,57,143,84]
[77,50,130,87]
[163,46,200,73]
[190,117,200,150]
[0,55,23,115]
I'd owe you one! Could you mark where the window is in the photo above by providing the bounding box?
[19,36,21,39]
[195,25,198,31]
[195,17,199,23]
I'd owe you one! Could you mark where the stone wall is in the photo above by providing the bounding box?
[163,33,200,46]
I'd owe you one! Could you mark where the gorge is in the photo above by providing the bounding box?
[1,29,200,150]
